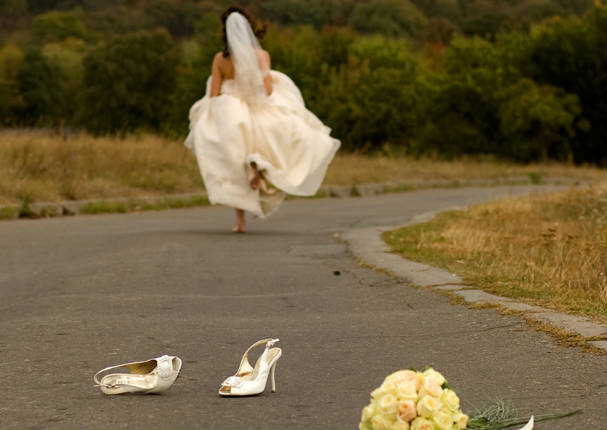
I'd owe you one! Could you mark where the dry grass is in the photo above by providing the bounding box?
[0,130,604,205]
[0,130,203,205]
[384,183,607,322]
[324,153,604,186]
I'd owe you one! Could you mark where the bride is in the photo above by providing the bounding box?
[185,7,340,232]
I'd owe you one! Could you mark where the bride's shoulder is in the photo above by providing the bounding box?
[213,51,227,64]
[212,52,234,73]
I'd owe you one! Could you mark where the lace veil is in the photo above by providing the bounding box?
[226,12,269,100]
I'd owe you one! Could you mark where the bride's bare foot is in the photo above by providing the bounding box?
[232,225,246,233]
[233,209,246,233]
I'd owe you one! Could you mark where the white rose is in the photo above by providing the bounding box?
[423,368,446,387]
[384,370,409,384]
[440,389,460,412]
[377,393,398,414]
[433,411,454,430]
[452,412,469,430]
[393,415,412,430]
[361,404,375,422]
[410,417,434,430]
[415,372,425,390]
[419,378,442,398]
[417,395,442,418]
[371,414,394,430]
[372,381,397,399]
[396,381,419,400]
[398,399,418,422]
[386,370,421,391]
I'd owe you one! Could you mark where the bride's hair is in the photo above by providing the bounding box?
[221,7,267,58]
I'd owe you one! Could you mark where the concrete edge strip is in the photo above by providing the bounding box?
[0,176,582,220]
[342,209,607,352]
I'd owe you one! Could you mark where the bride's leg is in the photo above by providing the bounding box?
[233,209,246,233]
[249,162,262,190]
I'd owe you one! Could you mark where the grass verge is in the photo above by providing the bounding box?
[383,183,607,323]
[79,195,210,214]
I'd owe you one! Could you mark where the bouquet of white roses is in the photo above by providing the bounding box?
[360,368,580,430]
[359,368,468,430]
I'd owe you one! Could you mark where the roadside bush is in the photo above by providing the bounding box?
[78,29,179,135]
[32,9,86,42]
[17,48,65,126]
[517,4,606,163]
[349,0,425,37]
[0,43,24,125]
[498,78,581,162]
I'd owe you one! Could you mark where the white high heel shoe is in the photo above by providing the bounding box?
[94,355,182,395]
[219,338,282,396]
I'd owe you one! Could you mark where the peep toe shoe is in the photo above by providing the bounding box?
[94,354,182,395]
[219,338,282,396]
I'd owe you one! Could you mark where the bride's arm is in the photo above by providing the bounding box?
[210,53,223,97]
[263,51,273,95]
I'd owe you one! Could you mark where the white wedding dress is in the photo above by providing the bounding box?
[185,13,340,218]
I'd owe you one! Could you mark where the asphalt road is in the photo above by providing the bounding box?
[1,186,605,429]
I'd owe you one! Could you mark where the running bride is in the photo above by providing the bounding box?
[185,7,340,232]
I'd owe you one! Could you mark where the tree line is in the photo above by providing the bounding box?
[0,0,605,164]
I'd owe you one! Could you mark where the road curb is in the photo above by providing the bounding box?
[0,176,584,220]
[342,209,607,352]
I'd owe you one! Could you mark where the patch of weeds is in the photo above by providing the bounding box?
[465,302,606,355]
[17,192,36,218]
[523,317,606,355]
[379,184,416,194]
[60,181,78,200]
[528,172,542,184]
[313,188,328,198]
[39,205,61,217]
[354,257,395,277]
[469,301,502,310]
[447,293,467,306]
[142,195,210,210]
[81,195,210,215]
[0,206,19,220]
[349,186,361,197]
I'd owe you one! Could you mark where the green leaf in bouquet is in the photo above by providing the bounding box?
[467,400,582,429]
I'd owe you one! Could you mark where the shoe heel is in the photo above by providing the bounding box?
[270,361,277,392]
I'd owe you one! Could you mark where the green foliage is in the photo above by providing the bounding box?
[260,0,335,28]
[84,5,154,38]
[0,0,27,32]
[0,0,603,164]
[498,78,581,161]
[0,44,24,125]
[264,26,323,101]
[311,36,424,151]
[517,5,607,163]
[0,0,27,24]
[349,0,426,37]
[146,0,208,39]
[0,0,27,14]
[32,9,86,42]
[17,48,65,126]
[42,39,85,85]
[422,17,459,44]
[163,25,223,135]
[414,37,505,157]
[78,29,179,135]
